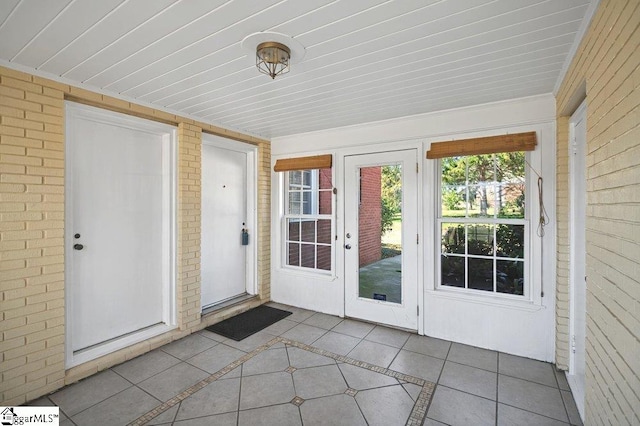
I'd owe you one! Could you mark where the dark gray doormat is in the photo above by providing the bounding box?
[205,305,292,341]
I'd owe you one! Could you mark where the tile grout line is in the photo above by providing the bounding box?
[497,371,572,390]
[234,365,242,426]
[160,334,222,362]
[497,401,574,425]
[45,395,73,423]
[54,373,137,422]
[171,401,181,425]
[108,366,167,409]
[554,364,575,424]
[122,350,185,386]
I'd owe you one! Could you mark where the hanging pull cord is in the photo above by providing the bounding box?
[524,158,549,238]
[537,176,549,237]
[524,159,548,298]
[536,176,548,297]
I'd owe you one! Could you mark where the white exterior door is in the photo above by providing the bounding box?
[568,101,587,420]
[65,103,176,367]
[201,135,256,309]
[344,150,418,330]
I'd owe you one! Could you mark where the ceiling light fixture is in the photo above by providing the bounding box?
[256,42,290,79]
[242,32,306,81]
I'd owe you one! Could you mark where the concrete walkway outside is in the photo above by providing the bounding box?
[359,255,402,303]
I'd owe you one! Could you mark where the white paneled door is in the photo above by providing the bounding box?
[201,135,256,310]
[344,150,418,330]
[65,103,176,367]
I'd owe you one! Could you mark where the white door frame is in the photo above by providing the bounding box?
[65,102,177,368]
[201,134,258,305]
[343,148,419,330]
[568,99,587,420]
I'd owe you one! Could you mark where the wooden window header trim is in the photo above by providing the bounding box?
[274,154,332,172]
[426,131,537,159]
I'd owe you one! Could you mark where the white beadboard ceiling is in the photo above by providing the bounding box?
[0,0,594,139]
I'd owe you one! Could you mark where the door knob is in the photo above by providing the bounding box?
[73,244,84,250]
[345,244,352,249]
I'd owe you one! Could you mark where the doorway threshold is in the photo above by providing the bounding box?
[201,293,258,316]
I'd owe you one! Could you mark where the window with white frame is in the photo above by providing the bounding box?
[439,152,527,296]
[284,168,333,271]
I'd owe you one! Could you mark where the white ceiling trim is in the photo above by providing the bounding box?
[553,0,601,95]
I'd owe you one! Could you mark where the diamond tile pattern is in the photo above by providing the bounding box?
[40,303,579,426]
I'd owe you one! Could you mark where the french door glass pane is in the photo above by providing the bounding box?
[357,165,402,304]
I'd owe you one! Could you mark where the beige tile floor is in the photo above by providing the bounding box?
[28,303,583,426]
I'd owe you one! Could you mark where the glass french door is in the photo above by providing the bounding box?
[344,150,418,330]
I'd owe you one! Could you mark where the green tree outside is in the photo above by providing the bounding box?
[381,165,401,235]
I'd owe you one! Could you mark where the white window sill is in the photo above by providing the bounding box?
[427,288,544,312]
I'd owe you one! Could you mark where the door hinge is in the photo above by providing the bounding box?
[571,334,576,354]
[416,162,419,173]
[417,234,419,244]
[417,305,420,316]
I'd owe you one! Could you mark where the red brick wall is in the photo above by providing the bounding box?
[319,169,332,215]
[358,167,382,267]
